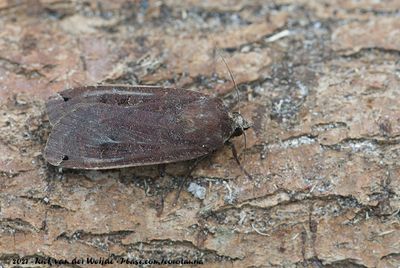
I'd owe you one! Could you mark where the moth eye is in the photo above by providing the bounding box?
[62,155,69,161]
[62,96,70,102]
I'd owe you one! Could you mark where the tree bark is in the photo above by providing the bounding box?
[0,0,399,267]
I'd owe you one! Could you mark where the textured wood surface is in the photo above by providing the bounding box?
[0,0,399,267]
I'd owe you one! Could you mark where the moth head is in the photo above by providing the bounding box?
[230,112,251,137]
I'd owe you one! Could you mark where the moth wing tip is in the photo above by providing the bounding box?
[43,146,64,167]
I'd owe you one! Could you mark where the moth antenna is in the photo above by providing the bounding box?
[215,48,247,156]
[217,51,241,114]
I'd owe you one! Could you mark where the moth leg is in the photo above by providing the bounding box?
[226,141,253,180]
[158,164,166,177]
[173,155,208,206]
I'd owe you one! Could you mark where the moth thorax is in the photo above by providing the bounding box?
[230,112,250,137]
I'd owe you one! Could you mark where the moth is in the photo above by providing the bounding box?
[44,85,250,170]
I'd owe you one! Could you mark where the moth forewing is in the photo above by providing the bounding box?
[44,86,245,170]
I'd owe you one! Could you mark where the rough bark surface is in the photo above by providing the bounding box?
[0,0,399,267]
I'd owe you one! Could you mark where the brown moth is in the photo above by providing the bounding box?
[44,85,250,169]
